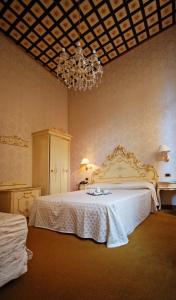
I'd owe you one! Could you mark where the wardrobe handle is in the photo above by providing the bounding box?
[51,168,57,174]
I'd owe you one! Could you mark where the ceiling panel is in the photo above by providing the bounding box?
[0,0,175,79]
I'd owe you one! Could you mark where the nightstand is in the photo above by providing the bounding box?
[157,181,176,210]
[78,183,88,190]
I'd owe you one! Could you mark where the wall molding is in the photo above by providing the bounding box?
[0,135,29,148]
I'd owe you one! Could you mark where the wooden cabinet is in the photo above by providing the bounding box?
[32,128,71,195]
[0,187,41,217]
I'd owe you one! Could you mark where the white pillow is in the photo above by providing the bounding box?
[88,181,155,190]
[112,181,155,189]
[88,181,158,207]
[87,183,124,190]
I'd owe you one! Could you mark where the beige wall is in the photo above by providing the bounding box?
[1,27,176,194]
[0,33,67,186]
[69,26,176,191]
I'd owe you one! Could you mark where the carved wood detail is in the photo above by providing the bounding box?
[92,145,158,184]
[0,135,29,147]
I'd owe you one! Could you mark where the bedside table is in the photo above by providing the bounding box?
[78,183,88,190]
[157,181,176,210]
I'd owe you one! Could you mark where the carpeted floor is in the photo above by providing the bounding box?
[0,211,176,300]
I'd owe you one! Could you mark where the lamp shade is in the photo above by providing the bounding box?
[159,145,170,152]
[81,158,89,165]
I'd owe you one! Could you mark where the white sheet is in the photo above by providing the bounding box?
[29,183,157,248]
[0,213,28,287]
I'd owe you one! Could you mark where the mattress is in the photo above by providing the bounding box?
[29,182,157,248]
[0,212,28,287]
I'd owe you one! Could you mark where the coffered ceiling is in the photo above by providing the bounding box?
[0,0,175,78]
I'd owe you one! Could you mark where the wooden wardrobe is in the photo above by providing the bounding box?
[32,128,71,195]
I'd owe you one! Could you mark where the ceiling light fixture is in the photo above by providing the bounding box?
[57,1,103,91]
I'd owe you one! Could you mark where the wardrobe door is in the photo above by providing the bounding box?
[49,135,70,194]
[32,133,49,195]
[59,138,70,193]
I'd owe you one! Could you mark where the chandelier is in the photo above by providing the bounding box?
[57,3,103,91]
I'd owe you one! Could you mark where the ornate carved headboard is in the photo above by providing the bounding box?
[91,145,158,184]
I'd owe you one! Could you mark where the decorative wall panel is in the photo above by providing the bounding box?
[0,135,29,147]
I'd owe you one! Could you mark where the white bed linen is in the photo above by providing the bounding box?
[29,184,157,248]
[0,213,28,287]
[88,181,159,207]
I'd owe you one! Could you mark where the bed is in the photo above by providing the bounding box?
[29,145,159,248]
[0,212,30,287]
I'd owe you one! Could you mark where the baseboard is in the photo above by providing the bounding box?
[162,204,176,211]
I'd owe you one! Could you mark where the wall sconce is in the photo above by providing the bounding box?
[158,145,170,162]
[80,158,92,171]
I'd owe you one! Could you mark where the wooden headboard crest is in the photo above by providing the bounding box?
[92,145,158,184]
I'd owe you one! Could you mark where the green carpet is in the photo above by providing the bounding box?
[1,212,176,300]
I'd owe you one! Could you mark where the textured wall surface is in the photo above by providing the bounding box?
[0,33,67,186]
[69,26,176,190]
[1,26,176,193]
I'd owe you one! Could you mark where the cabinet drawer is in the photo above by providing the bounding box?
[12,189,41,216]
[158,183,176,189]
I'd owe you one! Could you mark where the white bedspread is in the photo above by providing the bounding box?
[29,182,157,248]
[0,213,28,287]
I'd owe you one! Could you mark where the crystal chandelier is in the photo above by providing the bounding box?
[57,43,103,91]
[57,2,103,91]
